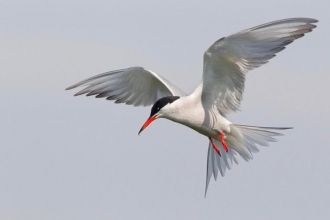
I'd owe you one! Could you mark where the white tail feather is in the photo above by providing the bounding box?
[205,125,292,196]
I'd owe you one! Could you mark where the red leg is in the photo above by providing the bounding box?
[220,132,229,152]
[209,137,221,156]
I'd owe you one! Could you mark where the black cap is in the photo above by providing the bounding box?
[150,96,180,117]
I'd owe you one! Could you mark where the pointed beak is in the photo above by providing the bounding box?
[138,115,157,135]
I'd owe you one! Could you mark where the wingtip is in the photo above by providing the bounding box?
[65,85,76,91]
[204,187,208,198]
[311,18,319,23]
[281,127,294,130]
[73,90,91,96]
[292,17,318,23]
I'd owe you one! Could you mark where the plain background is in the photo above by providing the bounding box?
[0,0,329,219]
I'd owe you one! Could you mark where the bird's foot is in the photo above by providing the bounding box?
[209,137,221,156]
[220,132,229,152]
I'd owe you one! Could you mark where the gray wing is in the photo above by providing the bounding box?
[66,66,186,106]
[195,18,317,116]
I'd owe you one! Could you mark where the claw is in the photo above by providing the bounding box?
[220,132,229,152]
[209,137,221,156]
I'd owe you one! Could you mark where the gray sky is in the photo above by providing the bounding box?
[1,0,329,219]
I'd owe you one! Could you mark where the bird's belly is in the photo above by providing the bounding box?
[185,122,228,140]
[167,110,231,140]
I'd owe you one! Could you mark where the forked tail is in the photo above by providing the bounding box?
[205,124,292,196]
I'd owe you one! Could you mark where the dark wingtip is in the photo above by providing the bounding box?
[310,18,319,23]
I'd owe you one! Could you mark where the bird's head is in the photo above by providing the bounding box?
[138,96,180,135]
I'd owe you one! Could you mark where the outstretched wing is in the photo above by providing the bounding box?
[194,18,317,116]
[66,66,186,106]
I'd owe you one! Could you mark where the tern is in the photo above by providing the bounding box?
[66,18,317,195]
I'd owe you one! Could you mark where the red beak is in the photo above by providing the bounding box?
[138,115,156,135]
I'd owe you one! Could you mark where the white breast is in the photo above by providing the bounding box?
[161,96,232,139]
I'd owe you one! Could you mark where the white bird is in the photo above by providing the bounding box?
[66,18,317,195]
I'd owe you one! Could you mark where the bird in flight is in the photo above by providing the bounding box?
[66,18,317,195]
